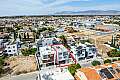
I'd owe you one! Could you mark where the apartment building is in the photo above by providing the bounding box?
[52,45,70,65]
[37,37,60,47]
[38,44,71,67]
[75,61,120,80]
[0,32,9,39]
[111,33,120,49]
[39,46,56,67]
[3,44,18,56]
[0,39,5,55]
[18,29,34,41]
[70,43,97,62]
[0,39,4,49]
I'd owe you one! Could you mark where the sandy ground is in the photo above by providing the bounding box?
[5,56,37,75]
[67,29,116,58]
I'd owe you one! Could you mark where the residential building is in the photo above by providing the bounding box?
[37,67,74,80]
[3,44,18,56]
[52,45,70,65]
[0,32,9,39]
[18,29,34,41]
[75,61,120,80]
[37,37,60,47]
[70,43,97,62]
[38,44,72,68]
[0,39,5,55]
[38,46,56,67]
[0,39,4,49]
[111,33,120,49]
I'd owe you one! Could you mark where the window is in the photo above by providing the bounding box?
[8,47,10,48]
[63,52,68,56]
[81,54,84,56]
[43,55,47,59]
[59,57,62,60]
[89,53,92,54]
[13,46,15,48]
[8,50,11,52]
[13,50,16,52]
[4,50,7,52]
[58,52,62,55]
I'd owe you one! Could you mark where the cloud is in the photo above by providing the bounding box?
[0,0,120,16]
[43,0,91,7]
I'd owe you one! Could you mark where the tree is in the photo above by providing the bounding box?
[112,59,117,62]
[59,35,67,45]
[27,33,29,39]
[24,33,26,39]
[104,59,112,64]
[91,60,101,66]
[21,48,37,56]
[14,30,18,40]
[107,49,120,57]
[47,27,54,32]
[19,34,21,41]
[33,31,36,42]
[59,35,70,48]
[0,57,5,76]
[68,64,81,76]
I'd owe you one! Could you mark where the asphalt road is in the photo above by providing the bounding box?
[0,71,39,80]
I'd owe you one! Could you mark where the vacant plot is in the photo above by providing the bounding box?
[5,56,37,75]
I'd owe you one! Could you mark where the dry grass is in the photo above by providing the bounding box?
[5,56,37,75]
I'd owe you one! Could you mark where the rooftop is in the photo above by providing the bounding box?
[75,61,120,80]
[40,67,74,80]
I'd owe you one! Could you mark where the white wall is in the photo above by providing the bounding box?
[4,44,18,55]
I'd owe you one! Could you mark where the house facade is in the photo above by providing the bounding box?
[70,43,97,62]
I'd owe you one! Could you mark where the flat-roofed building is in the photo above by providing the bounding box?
[75,61,120,80]
[37,67,74,80]
[37,37,60,47]
[70,43,97,62]
[38,44,72,68]
[3,44,18,56]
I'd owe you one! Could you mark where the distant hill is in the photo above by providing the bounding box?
[55,10,120,15]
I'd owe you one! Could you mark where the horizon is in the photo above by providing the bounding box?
[0,0,120,16]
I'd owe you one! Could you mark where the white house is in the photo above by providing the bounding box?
[38,44,71,67]
[70,43,97,62]
[4,44,18,56]
[0,39,4,49]
[37,37,60,47]
[39,46,56,67]
[38,67,74,80]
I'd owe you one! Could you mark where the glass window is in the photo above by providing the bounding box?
[58,52,62,55]
[8,50,11,52]
[43,55,47,59]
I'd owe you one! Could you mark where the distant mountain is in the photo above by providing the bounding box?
[55,10,120,15]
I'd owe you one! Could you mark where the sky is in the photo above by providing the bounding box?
[0,0,120,16]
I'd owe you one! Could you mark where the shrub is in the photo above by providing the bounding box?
[118,58,120,60]
[91,60,101,66]
[112,59,117,62]
[0,57,5,76]
[107,49,120,57]
[68,64,81,76]
[21,48,37,56]
[104,59,112,64]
